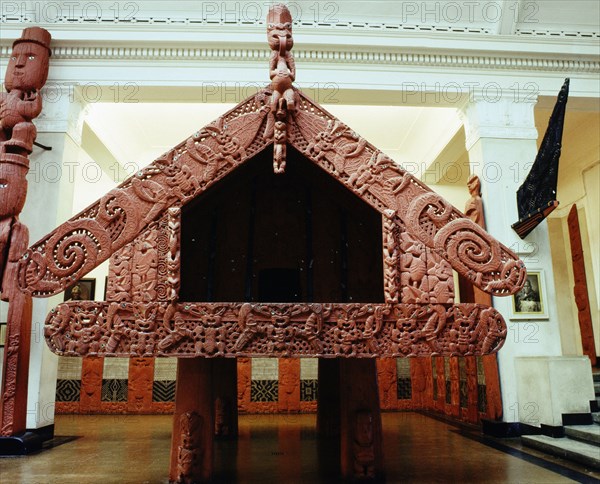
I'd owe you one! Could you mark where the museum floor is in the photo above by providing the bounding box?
[1,412,598,483]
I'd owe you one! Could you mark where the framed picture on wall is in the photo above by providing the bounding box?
[511,270,548,320]
[64,278,96,302]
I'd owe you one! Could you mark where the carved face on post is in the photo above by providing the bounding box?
[4,27,51,92]
[0,163,28,218]
[267,5,293,53]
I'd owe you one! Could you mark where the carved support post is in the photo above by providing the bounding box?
[449,357,460,417]
[339,359,384,481]
[213,358,238,438]
[236,357,251,413]
[482,355,502,419]
[465,356,479,423]
[376,358,398,410]
[80,357,103,413]
[278,358,300,412]
[128,358,154,413]
[170,358,214,483]
[434,357,446,412]
[411,358,432,409]
[0,290,32,435]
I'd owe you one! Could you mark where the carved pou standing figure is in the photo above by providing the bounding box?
[0,27,51,299]
[266,4,296,174]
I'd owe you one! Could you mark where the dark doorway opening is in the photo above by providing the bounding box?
[180,145,384,303]
[258,268,302,302]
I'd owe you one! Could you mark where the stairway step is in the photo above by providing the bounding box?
[565,425,600,446]
[522,435,600,470]
[593,413,600,425]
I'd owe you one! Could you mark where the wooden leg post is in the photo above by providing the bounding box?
[340,359,384,481]
[0,291,32,437]
[170,358,214,483]
[213,358,238,438]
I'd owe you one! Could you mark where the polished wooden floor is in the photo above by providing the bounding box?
[1,412,597,483]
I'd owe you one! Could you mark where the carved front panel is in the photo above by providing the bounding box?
[384,211,454,306]
[107,208,180,303]
[45,301,506,358]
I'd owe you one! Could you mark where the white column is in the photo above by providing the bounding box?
[21,86,85,430]
[461,95,595,426]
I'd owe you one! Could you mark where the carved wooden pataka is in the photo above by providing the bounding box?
[12,5,526,481]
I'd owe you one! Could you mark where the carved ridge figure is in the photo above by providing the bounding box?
[265,4,296,174]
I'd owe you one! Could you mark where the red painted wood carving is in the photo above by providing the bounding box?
[5,9,528,481]
[0,27,51,437]
[266,4,296,174]
[568,205,597,365]
[45,301,506,358]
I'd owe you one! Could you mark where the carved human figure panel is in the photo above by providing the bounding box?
[45,301,507,358]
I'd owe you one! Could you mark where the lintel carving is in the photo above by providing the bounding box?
[45,301,506,358]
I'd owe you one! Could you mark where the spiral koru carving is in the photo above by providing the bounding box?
[435,219,502,274]
[404,192,526,296]
[19,219,113,296]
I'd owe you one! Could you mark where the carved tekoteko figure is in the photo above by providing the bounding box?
[265,3,296,174]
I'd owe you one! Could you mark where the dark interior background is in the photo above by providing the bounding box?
[180,146,384,303]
